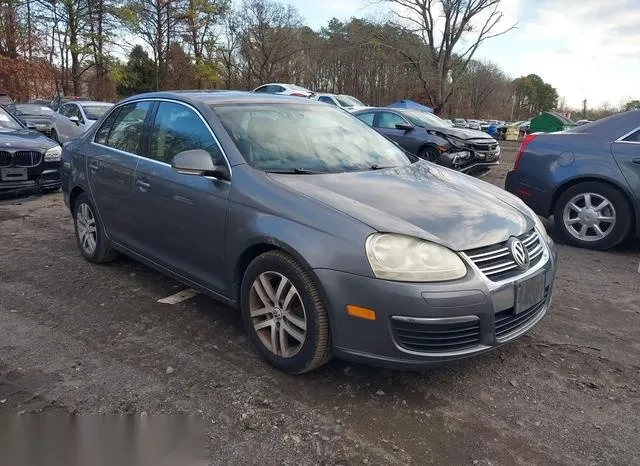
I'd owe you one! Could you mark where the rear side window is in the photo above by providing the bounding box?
[102,101,152,155]
[95,108,121,144]
[148,101,224,165]
[356,112,375,126]
[318,96,336,106]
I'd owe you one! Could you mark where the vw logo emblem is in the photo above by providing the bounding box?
[508,237,530,269]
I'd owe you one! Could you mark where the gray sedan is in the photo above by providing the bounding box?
[51,101,113,144]
[61,91,557,373]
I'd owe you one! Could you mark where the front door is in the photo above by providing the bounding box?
[132,101,231,294]
[611,128,640,207]
[373,111,419,153]
[87,101,153,246]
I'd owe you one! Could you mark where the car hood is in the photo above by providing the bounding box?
[19,114,54,124]
[269,162,532,251]
[0,128,58,150]
[432,126,494,140]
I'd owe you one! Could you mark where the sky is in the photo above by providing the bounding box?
[286,0,640,109]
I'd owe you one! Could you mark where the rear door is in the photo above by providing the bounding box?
[132,100,231,293]
[88,101,153,246]
[611,127,640,206]
[373,111,419,153]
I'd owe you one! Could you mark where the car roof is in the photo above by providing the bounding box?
[76,101,113,106]
[119,90,321,107]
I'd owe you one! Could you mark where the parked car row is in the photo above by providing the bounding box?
[252,84,502,177]
[60,90,558,374]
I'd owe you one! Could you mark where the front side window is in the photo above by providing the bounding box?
[375,112,409,129]
[95,108,121,144]
[58,104,72,117]
[213,103,412,173]
[104,101,152,155]
[148,102,223,164]
[68,105,83,123]
[254,86,268,93]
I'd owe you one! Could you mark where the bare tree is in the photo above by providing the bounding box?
[467,59,504,118]
[384,0,515,113]
[237,0,303,86]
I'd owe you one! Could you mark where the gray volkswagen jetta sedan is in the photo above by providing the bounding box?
[61,91,557,373]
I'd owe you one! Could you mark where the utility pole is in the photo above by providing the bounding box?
[582,99,587,119]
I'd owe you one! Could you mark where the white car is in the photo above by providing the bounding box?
[51,101,113,144]
[314,93,367,112]
[252,83,314,98]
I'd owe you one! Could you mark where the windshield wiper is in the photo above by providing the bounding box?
[265,168,327,174]
[369,164,396,170]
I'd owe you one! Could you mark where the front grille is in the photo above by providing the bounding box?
[470,141,499,152]
[13,150,42,167]
[465,230,544,281]
[0,151,10,167]
[391,318,481,353]
[495,289,549,339]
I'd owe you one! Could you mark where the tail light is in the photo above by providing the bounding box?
[289,92,308,98]
[514,133,537,170]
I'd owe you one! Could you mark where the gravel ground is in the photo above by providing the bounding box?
[1,142,639,465]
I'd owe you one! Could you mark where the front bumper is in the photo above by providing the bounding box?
[0,165,61,192]
[316,239,557,370]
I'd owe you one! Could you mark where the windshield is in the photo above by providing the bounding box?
[0,107,23,130]
[15,104,54,116]
[213,103,413,173]
[400,110,450,128]
[335,95,364,107]
[82,104,112,120]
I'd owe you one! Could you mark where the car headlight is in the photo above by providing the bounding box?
[365,233,467,282]
[531,213,550,243]
[447,136,468,149]
[44,146,62,162]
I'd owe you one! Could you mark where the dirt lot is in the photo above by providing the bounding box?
[1,142,639,465]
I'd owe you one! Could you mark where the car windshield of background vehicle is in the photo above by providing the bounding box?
[0,107,23,130]
[82,105,112,120]
[402,110,449,128]
[213,104,413,173]
[335,95,364,107]
[16,104,54,116]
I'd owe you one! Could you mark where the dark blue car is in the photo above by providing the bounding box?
[506,110,640,250]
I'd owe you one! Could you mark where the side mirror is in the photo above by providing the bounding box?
[395,123,413,131]
[69,116,80,125]
[171,149,230,181]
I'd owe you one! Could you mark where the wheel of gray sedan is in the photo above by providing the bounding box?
[554,181,632,250]
[419,146,440,163]
[240,251,332,374]
[73,193,119,263]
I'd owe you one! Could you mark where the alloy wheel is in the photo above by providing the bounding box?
[76,202,98,256]
[562,192,616,242]
[249,271,307,358]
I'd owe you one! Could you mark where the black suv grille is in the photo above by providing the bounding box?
[0,151,10,167]
[391,318,481,353]
[14,150,42,167]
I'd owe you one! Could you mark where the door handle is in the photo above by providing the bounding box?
[89,161,100,170]
[136,179,151,191]
[632,158,640,165]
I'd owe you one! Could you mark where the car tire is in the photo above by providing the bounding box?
[73,193,119,263]
[554,181,632,250]
[419,146,440,163]
[240,250,333,374]
[50,129,59,143]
